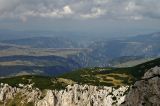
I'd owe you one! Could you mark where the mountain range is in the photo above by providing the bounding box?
[0,32,160,77]
[70,32,160,67]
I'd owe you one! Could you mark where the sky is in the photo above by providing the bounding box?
[0,0,160,37]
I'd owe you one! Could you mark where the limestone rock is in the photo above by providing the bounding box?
[122,66,160,106]
[0,83,128,106]
[143,66,160,79]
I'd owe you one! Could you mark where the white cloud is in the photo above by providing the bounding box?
[63,5,73,15]
[80,8,106,19]
[125,2,137,11]
[25,5,73,18]
[93,0,110,4]
[0,0,159,21]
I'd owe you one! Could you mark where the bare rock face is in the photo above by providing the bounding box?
[35,85,128,106]
[0,83,17,101]
[122,66,160,106]
[35,90,55,106]
[143,66,160,79]
[0,83,129,106]
[0,83,41,105]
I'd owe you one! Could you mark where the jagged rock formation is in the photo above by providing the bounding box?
[0,83,41,105]
[35,85,128,106]
[122,66,160,106]
[0,83,128,106]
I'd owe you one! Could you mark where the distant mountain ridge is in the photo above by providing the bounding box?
[2,37,78,48]
[70,32,160,67]
[1,31,160,72]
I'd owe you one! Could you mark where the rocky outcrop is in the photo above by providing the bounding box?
[0,83,129,106]
[0,83,41,105]
[35,85,128,106]
[122,66,160,106]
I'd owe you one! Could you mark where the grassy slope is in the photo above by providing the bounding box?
[0,58,160,90]
[0,75,66,90]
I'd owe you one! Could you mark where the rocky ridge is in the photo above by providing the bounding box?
[0,66,160,106]
[0,83,128,106]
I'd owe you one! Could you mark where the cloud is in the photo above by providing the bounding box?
[0,0,159,21]
[80,8,106,19]
[21,5,73,19]
[63,5,73,14]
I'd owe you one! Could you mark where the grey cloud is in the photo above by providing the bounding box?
[0,0,159,21]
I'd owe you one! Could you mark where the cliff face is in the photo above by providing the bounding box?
[0,66,160,106]
[122,66,160,106]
